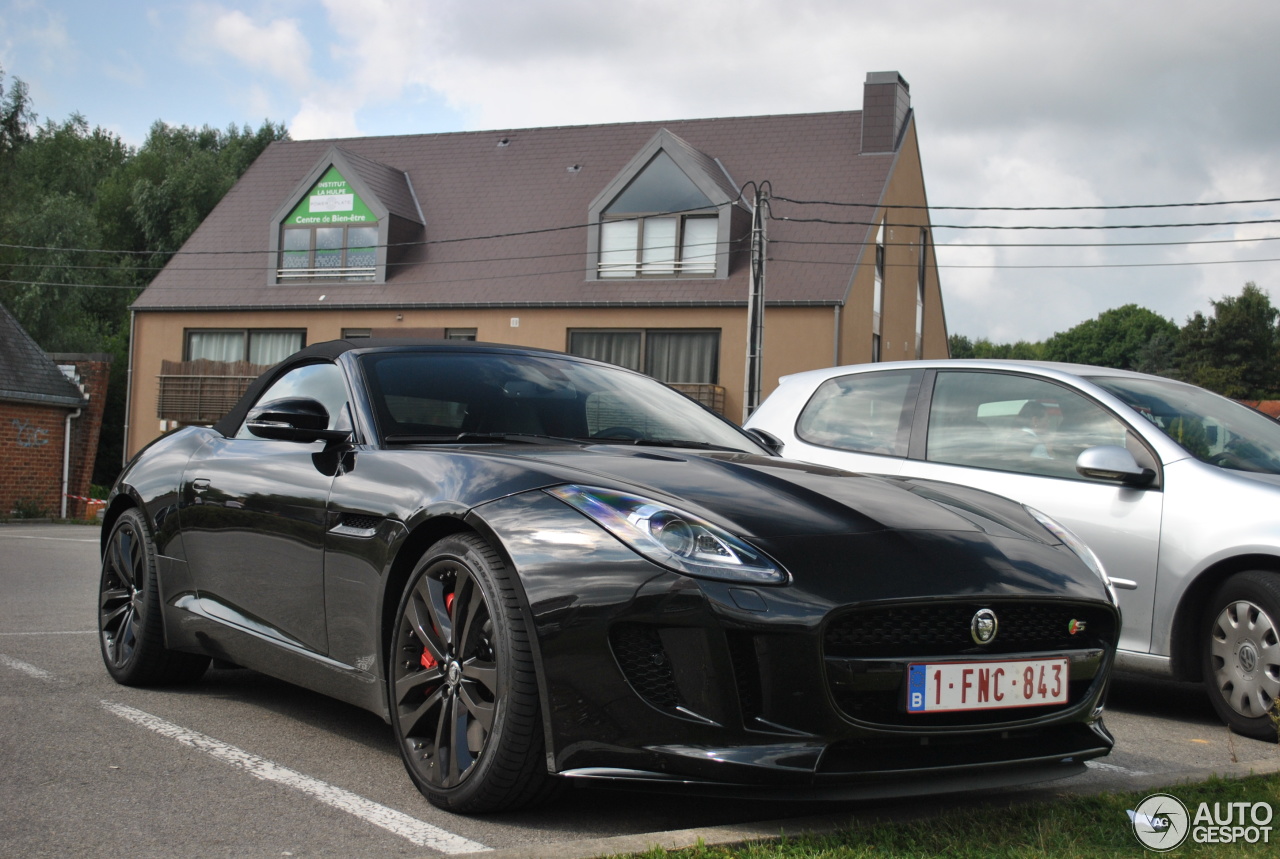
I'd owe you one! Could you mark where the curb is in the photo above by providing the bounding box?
[444,759,1280,859]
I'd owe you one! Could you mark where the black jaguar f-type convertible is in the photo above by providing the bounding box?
[99,339,1120,813]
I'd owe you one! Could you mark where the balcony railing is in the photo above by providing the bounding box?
[156,359,270,423]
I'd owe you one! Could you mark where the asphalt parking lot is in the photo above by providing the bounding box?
[2,522,1277,858]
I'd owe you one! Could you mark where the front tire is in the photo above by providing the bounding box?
[388,533,557,812]
[98,508,209,685]
[1202,571,1280,740]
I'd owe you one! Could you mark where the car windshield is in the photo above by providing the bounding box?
[1089,375,1280,474]
[358,349,765,454]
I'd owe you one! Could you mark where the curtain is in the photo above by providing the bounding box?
[599,220,639,277]
[569,331,642,371]
[646,331,718,384]
[249,331,304,365]
[640,217,677,275]
[187,331,245,362]
[681,217,718,274]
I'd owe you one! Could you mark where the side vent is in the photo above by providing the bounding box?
[725,631,763,721]
[610,623,680,709]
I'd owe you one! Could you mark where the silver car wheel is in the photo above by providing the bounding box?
[1209,598,1280,718]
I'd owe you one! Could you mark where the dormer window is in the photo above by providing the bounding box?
[269,147,424,286]
[588,131,745,281]
[278,167,378,282]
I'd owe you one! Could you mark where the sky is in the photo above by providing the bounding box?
[3,0,1279,344]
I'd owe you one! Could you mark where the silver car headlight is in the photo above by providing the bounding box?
[546,484,787,584]
[1023,505,1116,605]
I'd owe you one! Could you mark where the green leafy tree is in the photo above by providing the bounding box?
[1177,282,1280,399]
[1042,304,1179,370]
[0,68,288,483]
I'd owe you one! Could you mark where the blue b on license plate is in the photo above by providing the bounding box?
[906,658,1069,713]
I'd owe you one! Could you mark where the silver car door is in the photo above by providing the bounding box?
[898,369,1164,655]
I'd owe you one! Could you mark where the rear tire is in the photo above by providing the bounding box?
[98,508,209,685]
[388,533,559,812]
[1201,571,1280,741]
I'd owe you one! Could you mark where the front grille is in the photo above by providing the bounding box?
[824,599,1115,728]
[825,600,1115,658]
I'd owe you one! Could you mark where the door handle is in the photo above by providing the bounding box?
[191,478,211,493]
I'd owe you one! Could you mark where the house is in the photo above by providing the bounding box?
[125,71,947,459]
[0,303,111,519]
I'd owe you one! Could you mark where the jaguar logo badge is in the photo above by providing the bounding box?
[1069,619,1087,635]
[971,608,998,645]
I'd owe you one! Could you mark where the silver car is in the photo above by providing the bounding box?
[746,359,1280,739]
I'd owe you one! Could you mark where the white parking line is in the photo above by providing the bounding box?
[1085,759,1149,776]
[0,653,59,681]
[0,534,97,542]
[101,701,490,854]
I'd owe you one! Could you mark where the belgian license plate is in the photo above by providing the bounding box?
[906,658,1069,713]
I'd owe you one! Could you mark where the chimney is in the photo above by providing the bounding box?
[861,71,911,154]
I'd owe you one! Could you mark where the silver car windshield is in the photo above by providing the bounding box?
[1089,375,1280,473]
[359,350,765,454]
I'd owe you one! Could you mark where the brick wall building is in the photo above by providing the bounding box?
[0,305,111,519]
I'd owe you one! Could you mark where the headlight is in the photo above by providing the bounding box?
[1023,505,1116,604]
[545,484,787,584]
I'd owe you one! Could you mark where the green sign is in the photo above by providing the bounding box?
[284,167,376,226]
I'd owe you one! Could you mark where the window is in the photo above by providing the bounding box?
[279,224,377,282]
[568,329,719,384]
[915,228,927,359]
[872,220,885,361]
[342,328,372,339]
[926,371,1137,481]
[595,149,722,279]
[186,329,305,366]
[445,328,477,341]
[796,370,920,457]
[599,215,718,277]
[277,166,378,283]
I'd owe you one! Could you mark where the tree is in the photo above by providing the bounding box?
[948,335,1043,360]
[1041,304,1179,370]
[1177,282,1280,399]
[0,67,289,484]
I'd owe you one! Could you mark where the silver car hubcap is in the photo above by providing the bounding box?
[1209,599,1280,718]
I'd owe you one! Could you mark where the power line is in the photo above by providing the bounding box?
[769,194,1280,211]
[774,215,1280,230]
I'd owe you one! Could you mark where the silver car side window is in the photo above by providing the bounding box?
[795,370,918,456]
[927,371,1129,481]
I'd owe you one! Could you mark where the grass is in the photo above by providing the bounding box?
[625,773,1280,858]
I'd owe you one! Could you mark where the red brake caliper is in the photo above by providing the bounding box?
[419,592,455,670]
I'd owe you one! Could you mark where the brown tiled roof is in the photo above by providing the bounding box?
[334,146,423,224]
[135,110,896,311]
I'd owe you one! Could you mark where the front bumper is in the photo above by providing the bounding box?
[472,492,1118,790]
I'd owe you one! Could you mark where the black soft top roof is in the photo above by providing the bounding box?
[209,338,580,437]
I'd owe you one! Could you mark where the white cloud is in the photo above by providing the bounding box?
[199,6,313,91]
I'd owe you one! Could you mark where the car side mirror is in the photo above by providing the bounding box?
[746,427,784,456]
[1075,445,1155,486]
[246,397,351,444]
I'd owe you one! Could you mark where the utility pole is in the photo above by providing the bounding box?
[743,183,768,422]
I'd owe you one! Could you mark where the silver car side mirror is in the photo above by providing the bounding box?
[1075,445,1155,486]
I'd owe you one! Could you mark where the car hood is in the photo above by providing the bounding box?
[472,445,1050,545]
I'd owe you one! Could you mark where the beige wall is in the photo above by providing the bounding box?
[840,119,949,366]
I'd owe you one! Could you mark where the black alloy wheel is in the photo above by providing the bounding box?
[389,533,556,812]
[1202,570,1280,741]
[98,507,209,685]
